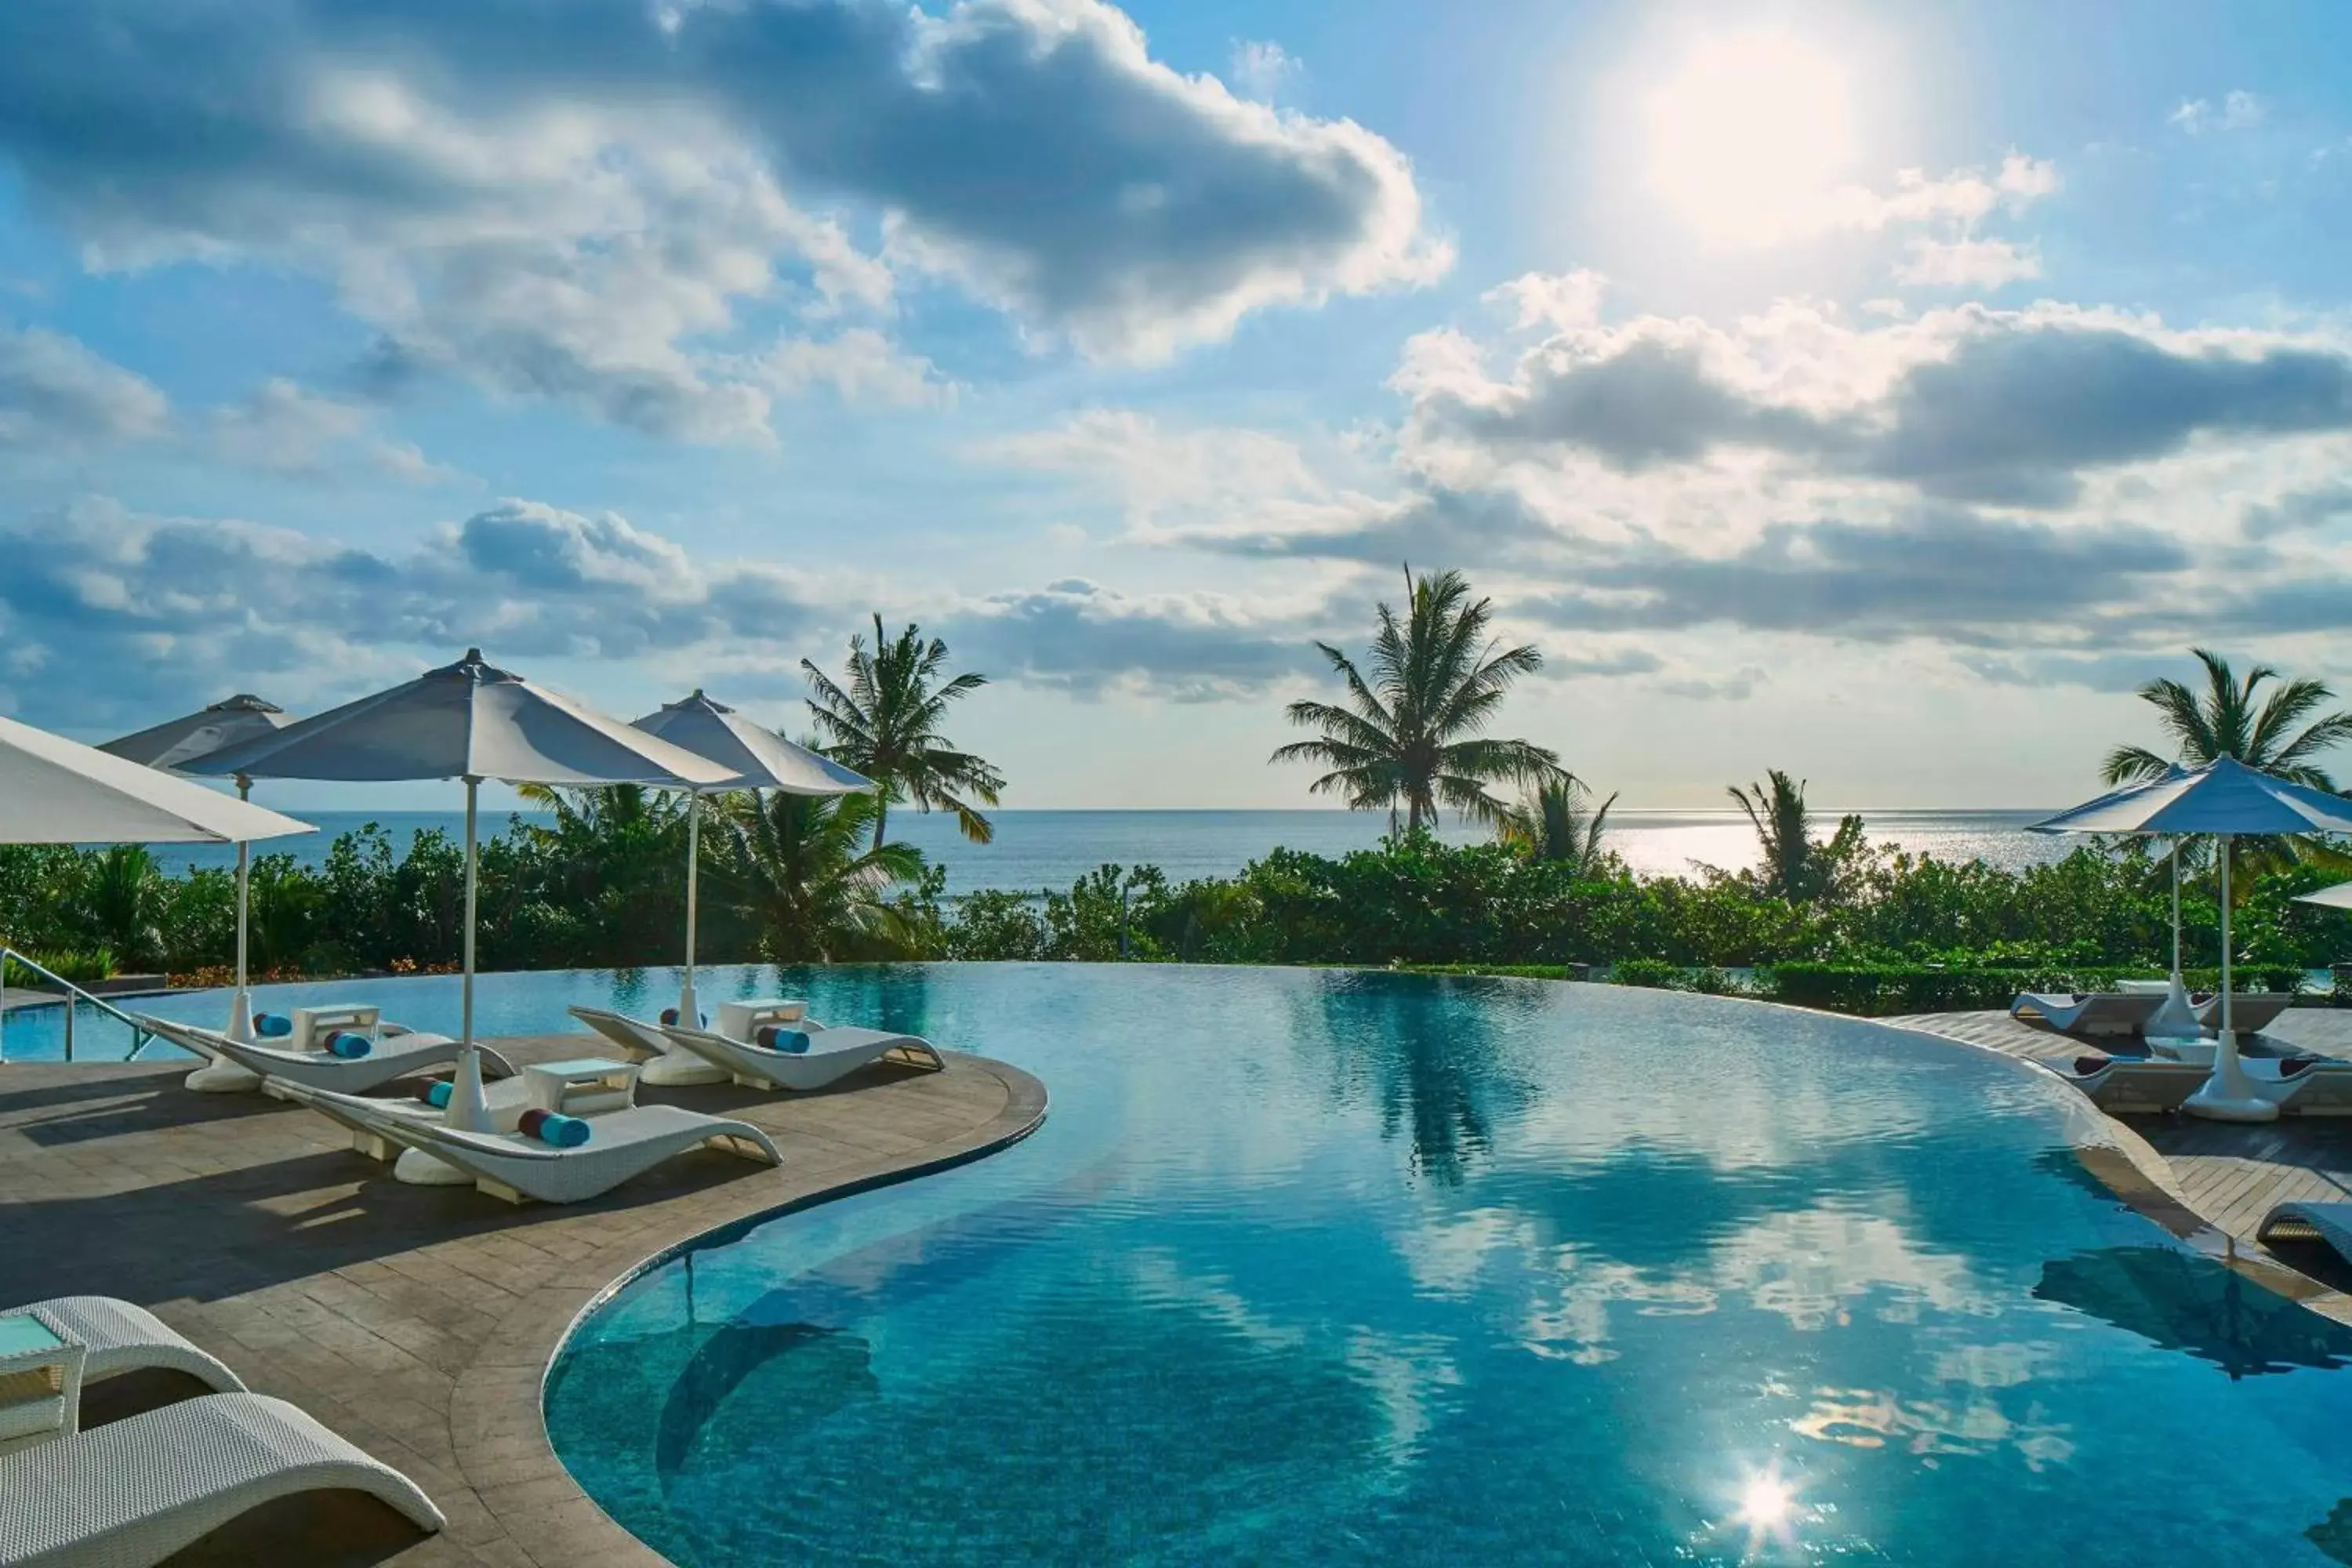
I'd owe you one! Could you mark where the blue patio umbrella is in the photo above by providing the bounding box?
[2031,766,2201,1049]
[2031,756,2352,1122]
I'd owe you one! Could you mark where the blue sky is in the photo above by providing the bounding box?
[5,0,2352,809]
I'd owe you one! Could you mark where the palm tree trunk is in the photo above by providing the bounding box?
[873,797,888,853]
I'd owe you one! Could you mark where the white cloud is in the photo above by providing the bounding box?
[2171,91,2264,134]
[1891,237,2042,289]
[744,330,956,409]
[208,379,463,482]
[1229,39,1301,102]
[0,325,167,451]
[1483,270,1608,332]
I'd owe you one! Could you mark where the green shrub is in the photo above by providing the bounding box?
[1761,960,2307,1017]
[2,946,118,987]
[1612,957,1685,989]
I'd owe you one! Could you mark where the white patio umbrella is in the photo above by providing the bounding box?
[2293,882,2352,912]
[2030,766,2201,1049]
[188,650,735,1166]
[630,690,870,1080]
[100,695,298,1043]
[0,714,313,1060]
[2029,755,2352,1122]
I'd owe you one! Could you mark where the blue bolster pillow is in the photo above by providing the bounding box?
[253,1013,293,1038]
[324,1030,372,1059]
[756,1025,811,1054]
[417,1080,453,1109]
[520,1108,591,1147]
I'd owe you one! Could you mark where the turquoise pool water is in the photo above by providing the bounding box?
[27,964,2352,1562]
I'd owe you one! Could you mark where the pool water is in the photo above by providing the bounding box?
[524,964,2350,1566]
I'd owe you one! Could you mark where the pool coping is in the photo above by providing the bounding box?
[470,1052,1050,1566]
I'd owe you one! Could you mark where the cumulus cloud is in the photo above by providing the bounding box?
[744,329,956,409]
[0,495,1341,724]
[2172,92,2263,134]
[0,326,167,451]
[0,0,1443,436]
[1229,39,1301,102]
[1831,154,2059,233]
[1891,236,2042,289]
[209,379,463,482]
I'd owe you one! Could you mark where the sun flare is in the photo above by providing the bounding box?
[1643,29,1855,244]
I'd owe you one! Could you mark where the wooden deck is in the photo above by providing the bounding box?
[0,1035,1044,1567]
[1887,1006,2352,1292]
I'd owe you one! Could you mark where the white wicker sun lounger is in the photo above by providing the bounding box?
[2258,1200,2352,1259]
[652,1020,946,1092]
[0,1299,243,1399]
[0,1392,445,1567]
[2039,1054,2210,1114]
[2192,992,2296,1034]
[132,1014,514,1098]
[565,1005,673,1062]
[285,1089,780,1203]
[2009,992,2165,1040]
[290,1076,543,1161]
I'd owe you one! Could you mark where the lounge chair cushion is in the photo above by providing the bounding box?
[252,1013,293,1038]
[324,1030,372,1060]
[519,1108,591,1147]
[756,1025,812,1054]
[2073,1055,2111,1076]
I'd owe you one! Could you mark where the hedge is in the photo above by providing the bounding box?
[1760,961,2309,1017]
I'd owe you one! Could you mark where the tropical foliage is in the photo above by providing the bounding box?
[804,616,1004,848]
[1497,774,1615,877]
[709,789,926,962]
[1726,770,1867,904]
[1272,568,1557,829]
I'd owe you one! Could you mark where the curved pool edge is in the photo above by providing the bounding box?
[469,1051,1047,1568]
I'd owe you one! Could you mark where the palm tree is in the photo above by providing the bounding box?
[2105,649,2352,788]
[804,617,1004,849]
[710,789,926,961]
[1271,567,1558,830]
[1727,771,1865,904]
[514,783,689,963]
[1498,773,1617,877]
[2103,648,2352,880]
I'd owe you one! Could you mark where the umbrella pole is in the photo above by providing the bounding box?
[681,791,700,1025]
[228,775,254,1043]
[2147,837,2201,1047]
[2187,830,2275,1122]
[450,774,491,1131]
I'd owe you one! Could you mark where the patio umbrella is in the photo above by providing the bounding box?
[630,691,869,1080]
[189,650,735,1159]
[2294,882,2352,912]
[0,714,312,1060]
[100,695,298,1042]
[2029,756,2352,1121]
[2031,766,2201,1049]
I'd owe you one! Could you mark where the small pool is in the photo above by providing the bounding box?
[26,964,2352,1563]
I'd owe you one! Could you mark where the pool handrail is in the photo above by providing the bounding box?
[0,946,163,1063]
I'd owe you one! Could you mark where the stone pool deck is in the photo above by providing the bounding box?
[0,1036,1045,1566]
[1889,1006,2352,1296]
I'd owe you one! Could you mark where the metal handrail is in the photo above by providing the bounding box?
[0,948,161,1063]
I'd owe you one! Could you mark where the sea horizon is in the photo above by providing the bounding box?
[143,804,2077,892]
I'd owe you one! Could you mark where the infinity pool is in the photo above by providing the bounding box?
[31,964,2352,1563]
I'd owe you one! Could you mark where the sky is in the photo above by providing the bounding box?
[5,0,2352,810]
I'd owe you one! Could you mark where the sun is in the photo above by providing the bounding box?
[1642,29,1855,245]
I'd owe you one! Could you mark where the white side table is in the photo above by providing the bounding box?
[523,1057,640,1118]
[0,1310,86,1457]
[715,998,807,1042]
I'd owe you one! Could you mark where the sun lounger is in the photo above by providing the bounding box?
[2241,1055,2352,1114]
[2009,992,2165,1040]
[2194,992,2296,1035]
[2040,1053,2209,1114]
[566,1005,672,1062]
[0,1391,444,1565]
[2258,1200,2352,1259]
[652,1019,946,1093]
[133,1014,514,1098]
[294,1062,637,1161]
[282,1088,779,1203]
[0,1298,244,1404]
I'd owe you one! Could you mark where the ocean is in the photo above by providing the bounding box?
[143,806,2074,893]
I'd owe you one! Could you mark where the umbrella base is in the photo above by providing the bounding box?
[185,1061,263,1094]
[2183,1087,2279,1123]
[394,1146,477,1185]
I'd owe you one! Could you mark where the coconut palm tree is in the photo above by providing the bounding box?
[1498,773,1617,877]
[1272,567,1559,830]
[513,782,689,964]
[2103,648,2352,880]
[710,788,925,961]
[1727,771,1867,904]
[804,617,1004,849]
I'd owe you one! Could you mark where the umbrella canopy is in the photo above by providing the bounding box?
[2031,765,2202,1045]
[97,695,292,775]
[630,691,870,1075]
[633,689,871,796]
[0,713,314,846]
[2027,755,2352,837]
[182,650,735,1162]
[190,650,735,787]
[2295,882,2352,912]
